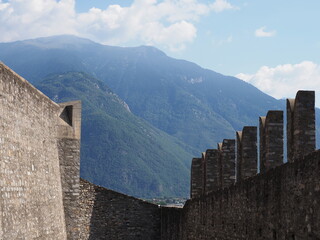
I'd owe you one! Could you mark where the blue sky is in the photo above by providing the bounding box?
[0,0,320,105]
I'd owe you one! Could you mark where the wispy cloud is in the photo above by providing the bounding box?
[210,0,238,12]
[255,26,276,37]
[236,61,320,107]
[0,0,237,51]
[212,35,233,46]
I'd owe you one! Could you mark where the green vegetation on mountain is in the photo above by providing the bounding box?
[0,35,283,151]
[36,72,195,197]
[1,35,319,197]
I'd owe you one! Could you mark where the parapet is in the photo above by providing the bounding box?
[189,89,316,189]
[219,139,236,188]
[236,131,242,182]
[57,101,82,239]
[58,101,82,140]
[259,111,283,173]
[184,89,318,239]
[190,158,204,199]
[236,126,257,181]
[0,62,67,239]
[287,90,315,162]
[204,149,220,195]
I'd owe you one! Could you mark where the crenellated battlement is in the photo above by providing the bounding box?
[287,91,315,162]
[191,90,315,201]
[163,90,319,239]
[204,149,220,195]
[1,62,319,239]
[219,139,235,189]
[190,157,204,198]
[259,110,283,173]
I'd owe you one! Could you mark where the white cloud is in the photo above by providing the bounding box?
[212,35,233,46]
[236,61,320,107]
[0,0,237,51]
[0,2,9,11]
[210,0,237,12]
[141,21,197,51]
[255,26,276,37]
[0,0,77,42]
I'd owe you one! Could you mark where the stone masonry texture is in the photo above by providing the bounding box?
[2,62,320,240]
[58,101,82,240]
[58,137,81,239]
[237,127,257,181]
[0,63,67,239]
[0,63,172,240]
[79,179,161,240]
[259,116,266,173]
[220,139,236,189]
[190,157,204,198]
[236,131,242,182]
[204,149,220,194]
[201,152,207,195]
[259,111,283,174]
[287,91,315,162]
[162,150,320,239]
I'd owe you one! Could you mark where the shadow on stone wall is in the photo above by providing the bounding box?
[79,179,160,240]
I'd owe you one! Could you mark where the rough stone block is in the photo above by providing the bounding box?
[204,149,220,194]
[287,90,315,162]
[219,139,236,188]
[259,111,283,173]
[0,62,67,239]
[190,158,204,199]
[236,126,257,181]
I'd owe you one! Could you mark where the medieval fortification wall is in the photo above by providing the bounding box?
[0,63,67,239]
[1,62,320,240]
[79,179,161,239]
[161,90,319,239]
[0,62,162,240]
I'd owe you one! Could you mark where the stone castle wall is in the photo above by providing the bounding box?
[165,90,319,239]
[164,150,320,239]
[1,62,320,240]
[79,179,161,240]
[0,63,67,239]
[57,101,82,239]
[287,91,315,162]
[259,111,283,173]
[0,63,164,240]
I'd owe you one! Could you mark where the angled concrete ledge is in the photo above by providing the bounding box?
[58,100,82,140]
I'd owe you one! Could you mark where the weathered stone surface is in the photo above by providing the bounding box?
[259,116,266,172]
[219,139,236,188]
[162,150,320,240]
[236,127,257,181]
[58,101,82,240]
[201,152,207,195]
[259,111,283,173]
[287,91,315,162]
[236,131,242,182]
[0,62,67,239]
[2,62,320,240]
[79,179,161,240]
[161,207,182,240]
[190,157,204,199]
[204,149,220,194]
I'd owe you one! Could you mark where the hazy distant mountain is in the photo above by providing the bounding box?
[36,72,195,197]
[1,35,319,197]
[0,35,285,151]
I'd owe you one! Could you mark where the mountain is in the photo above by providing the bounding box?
[1,35,319,196]
[36,72,195,198]
[0,35,289,151]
